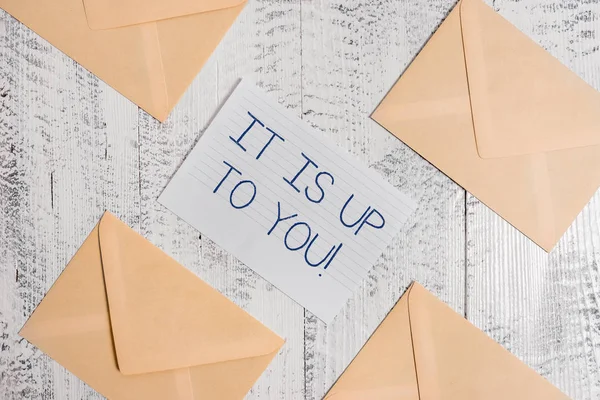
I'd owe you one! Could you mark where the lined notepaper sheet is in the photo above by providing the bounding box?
[159,80,417,322]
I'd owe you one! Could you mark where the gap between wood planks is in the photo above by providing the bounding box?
[464,190,468,320]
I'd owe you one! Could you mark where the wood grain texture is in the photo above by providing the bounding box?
[466,1,600,399]
[0,7,140,399]
[1,0,600,399]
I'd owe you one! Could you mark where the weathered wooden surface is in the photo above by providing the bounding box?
[0,0,598,399]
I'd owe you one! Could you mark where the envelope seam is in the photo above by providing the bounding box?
[97,214,127,372]
[458,0,481,160]
[82,0,247,30]
[406,285,422,400]
[187,368,195,400]
[151,22,170,118]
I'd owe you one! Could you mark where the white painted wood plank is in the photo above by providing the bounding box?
[135,1,305,399]
[467,1,600,399]
[300,1,466,398]
[0,8,140,400]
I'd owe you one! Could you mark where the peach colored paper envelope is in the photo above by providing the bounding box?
[372,0,600,252]
[0,0,246,121]
[324,282,569,399]
[19,212,284,400]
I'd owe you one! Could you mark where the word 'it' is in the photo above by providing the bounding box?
[229,112,285,160]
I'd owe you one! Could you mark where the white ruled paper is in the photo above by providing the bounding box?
[159,80,417,323]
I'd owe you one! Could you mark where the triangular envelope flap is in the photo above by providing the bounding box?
[460,0,600,159]
[98,212,283,376]
[82,0,246,30]
[0,0,171,121]
[324,287,419,399]
[408,283,569,399]
[156,4,246,117]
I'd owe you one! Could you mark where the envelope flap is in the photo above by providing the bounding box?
[407,283,568,399]
[82,0,246,30]
[323,289,419,399]
[460,0,600,158]
[97,212,283,376]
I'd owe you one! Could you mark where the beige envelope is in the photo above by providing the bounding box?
[0,0,246,121]
[324,282,568,399]
[19,212,284,400]
[372,0,600,251]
